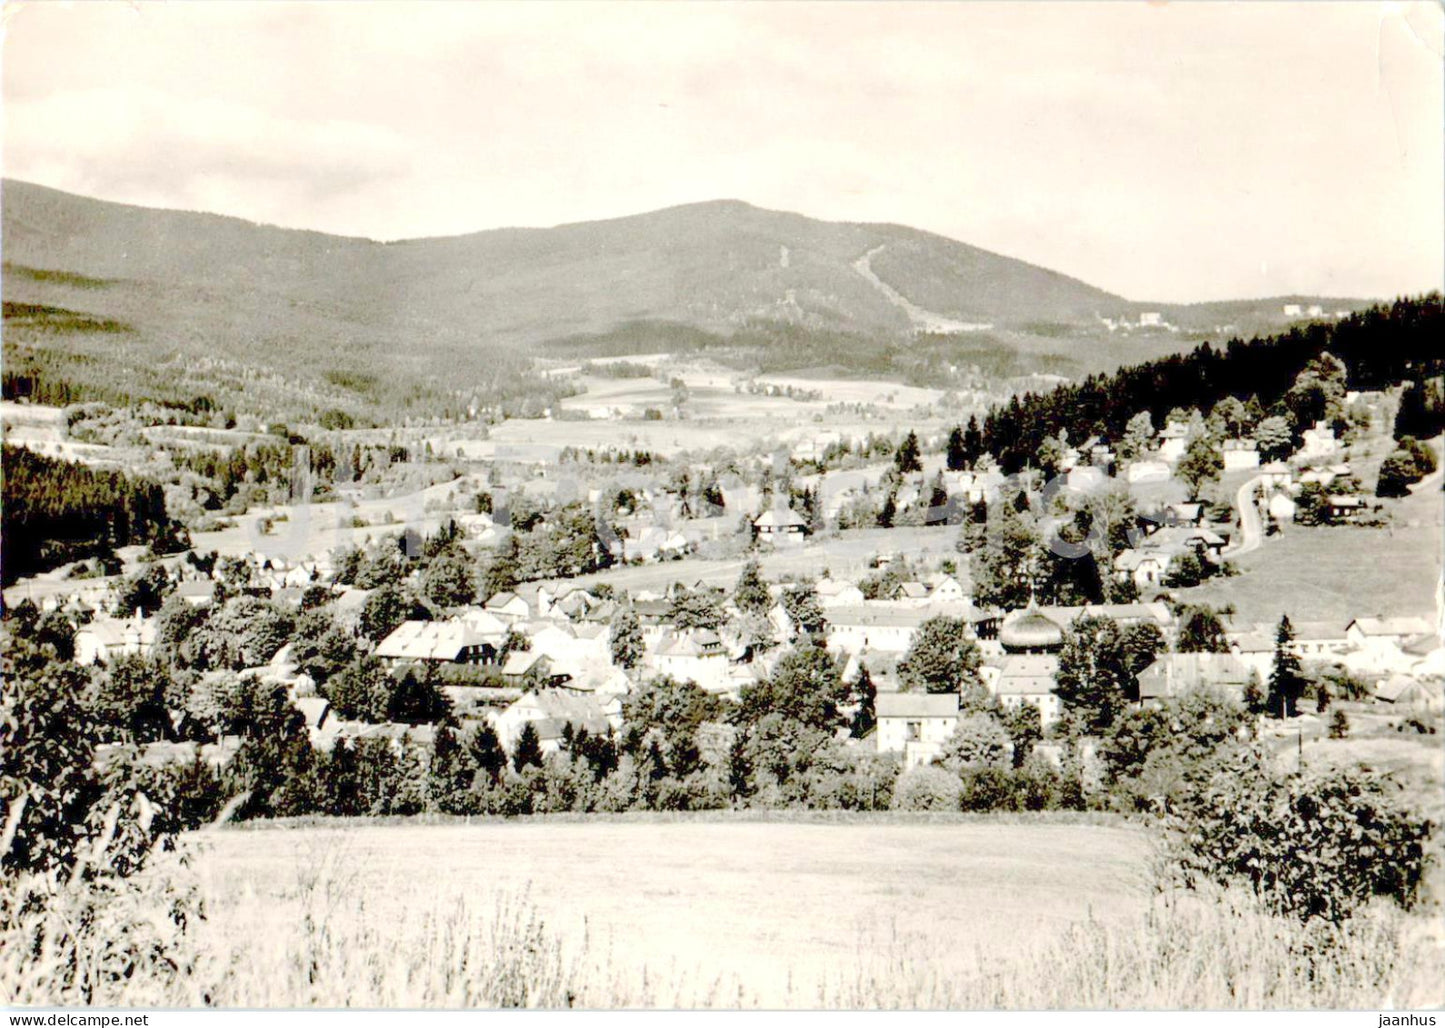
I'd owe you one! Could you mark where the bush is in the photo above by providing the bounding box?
[890,765,962,812]
[1165,749,1434,924]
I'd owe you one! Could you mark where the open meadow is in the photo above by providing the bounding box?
[52,814,1421,1010]
[188,816,1150,1006]
[1173,470,1443,625]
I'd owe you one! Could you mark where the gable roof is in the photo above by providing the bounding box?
[754,507,807,529]
[995,655,1060,696]
[1373,675,1441,703]
[375,619,496,661]
[1349,617,1433,638]
[1138,653,1252,700]
[876,692,961,719]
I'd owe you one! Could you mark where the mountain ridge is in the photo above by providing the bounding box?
[1,178,1376,422]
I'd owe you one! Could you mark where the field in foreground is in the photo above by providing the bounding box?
[190,817,1148,1006]
[21,816,1400,1008]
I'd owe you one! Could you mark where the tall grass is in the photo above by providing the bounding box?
[4,835,1441,1009]
[825,888,1444,1009]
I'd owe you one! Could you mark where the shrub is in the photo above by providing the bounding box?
[890,765,962,812]
[1165,749,1434,923]
[958,766,1019,811]
[936,714,1011,772]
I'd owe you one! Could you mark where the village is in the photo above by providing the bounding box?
[8,354,1441,788]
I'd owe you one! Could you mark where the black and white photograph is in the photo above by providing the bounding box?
[1,0,1442,1014]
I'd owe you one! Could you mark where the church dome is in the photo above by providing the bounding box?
[999,608,1066,653]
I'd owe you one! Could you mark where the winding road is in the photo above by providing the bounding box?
[1221,474,1266,558]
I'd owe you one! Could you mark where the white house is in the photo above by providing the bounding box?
[74,615,157,666]
[1300,421,1339,460]
[928,576,967,604]
[1374,676,1444,715]
[1114,547,1171,590]
[484,591,531,621]
[1066,465,1108,492]
[1345,617,1435,672]
[653,628,732,693]
[1227,627,1277,679]
[992,655,1062,726]
[753,506,808,546]
[875,692,960,768]
[491,688,619,755]
[1222,438,1260,471]
[815,578,866,608]
[175,579,217,608]
[1126,460,1171,485]
[1259,462,1292,489]
[825,606,930,656]
[1157,422,1192,463]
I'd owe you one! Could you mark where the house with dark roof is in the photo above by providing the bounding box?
[375,619,503,666]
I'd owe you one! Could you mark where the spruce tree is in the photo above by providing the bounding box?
[609,607,644,669]
[512,722,543,771]
[895,431,922,474]
[946,425,967,471]
[1267,615,1304,719]
[850,666,877,738]
[733,558,771,616]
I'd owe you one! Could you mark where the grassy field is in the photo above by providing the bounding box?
[8,813,1442,1008]
[567,524,968,594]
[1172,474,1441,627]
[189,817,1150,1006]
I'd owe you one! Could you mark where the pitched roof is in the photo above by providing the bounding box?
[876,693,961,719]
[754,507,806,529]
[375,620,496,661]
[995,655,1059,696]
[1350,617,1433,638]
[1292,620,1350,642]
[513,688,611,726]
[826,605,934,629]
[502,650,551,676]
[1374,675,1432,703]
[1138,653,1252,700]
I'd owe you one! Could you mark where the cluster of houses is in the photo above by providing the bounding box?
[1112,502,1230,590]
[28,526,1444,775]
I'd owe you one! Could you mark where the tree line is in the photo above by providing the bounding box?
[976,295,1443,472]
[1,445,186,585]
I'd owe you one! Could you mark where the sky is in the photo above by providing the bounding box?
[2,1,1441,303]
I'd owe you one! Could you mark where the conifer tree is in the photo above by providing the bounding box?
[1267,615,1305,719]
[512,722,543,771]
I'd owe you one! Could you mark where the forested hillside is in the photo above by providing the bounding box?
[980,295,1445,472]
[0,445,185,585]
